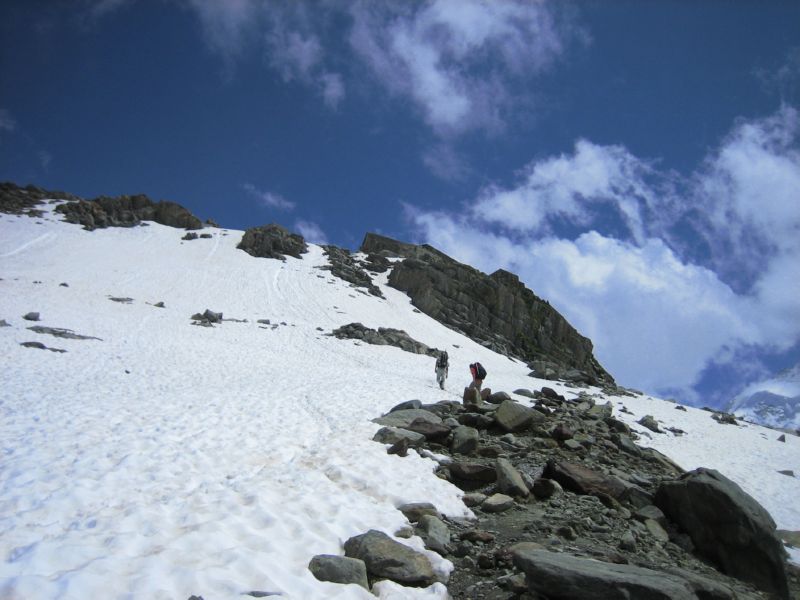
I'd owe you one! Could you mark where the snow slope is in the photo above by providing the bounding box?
[1,204,799,599]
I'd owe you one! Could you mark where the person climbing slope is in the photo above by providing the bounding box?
[469,361,487,391]
[435,351,449,390]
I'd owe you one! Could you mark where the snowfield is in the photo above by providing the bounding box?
[1,205,799,599]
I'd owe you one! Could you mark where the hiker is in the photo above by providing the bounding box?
[435,351,449,390]
[469,362,487,390]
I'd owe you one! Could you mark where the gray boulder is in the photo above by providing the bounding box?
[654,468,790,599]
[448,462,497,484]
[511,546,702,599]
[451,426,479,455]
[417,515,450,553]
[482,493,514,513]
[543,459,629,502]
[372,427,425,448]
[343,530,436,587]
[308,555,369,589]
[495,400,542,432]
[390,400,422,413]
[496,458,529,498]
[398,502,440,523]
[486,391,511,404]
[373,409,442,429]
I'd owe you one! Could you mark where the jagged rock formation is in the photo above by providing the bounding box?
[237,223,308,260]
[0,182,79,216]
[360,233,613,386]
[55,194,203,230]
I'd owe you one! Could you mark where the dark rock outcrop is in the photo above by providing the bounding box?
[655,468,791,599]
[330,322,440,357]
[319,245,383,297]
[359,233,613,385]
[55,194,202,230]
[237,224,308,260]
[0,182,78,216]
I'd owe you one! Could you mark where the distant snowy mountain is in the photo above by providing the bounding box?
[727,363,800,431]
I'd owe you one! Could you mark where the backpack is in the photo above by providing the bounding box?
[437,352,448,369]
[475,362,487,379]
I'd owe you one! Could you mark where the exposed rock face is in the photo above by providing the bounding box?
[55,195,203,230]
[359,232,613,385]
[330,322,440,357]
[320,245,383,297]
[0,182,78,216]
[237,223,308,260]
[654,468,791,599]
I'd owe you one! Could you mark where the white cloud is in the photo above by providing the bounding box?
[319,72,345,109]
[294,219,328,245]
[472,139,663,242]
[421,143,469,181]
[349,0,573,136]
[184,0,260,72]
[0,109,16,132]
[242,183,295,211]
[405,106,800,401]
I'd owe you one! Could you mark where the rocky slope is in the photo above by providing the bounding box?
[360,233,613,387]
[357,388,799,599]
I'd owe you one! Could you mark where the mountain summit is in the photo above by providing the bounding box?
[359,233,613,387]
[727,363,800,431]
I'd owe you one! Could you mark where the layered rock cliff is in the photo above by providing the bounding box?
[360,233,613,386]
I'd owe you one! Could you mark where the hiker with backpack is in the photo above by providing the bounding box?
[435,351,449,390]
[469,362,487,390]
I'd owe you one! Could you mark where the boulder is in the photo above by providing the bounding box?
[495,458,529,498]
[237,223,308,260]
[398,502,441,523]
[486,391,511,404]
[495,400,542,433]
[403,418,451,441]
[451,426,479,455]
[543,459,629,502]
[343,530,436,587]
[511,546,702,599]
[389,400,422,413]
[417,515,450,553]
[654,468,790,599]
[372,427,425,448]
[638,415,662,433]
[482,493,514,513]
[448,462,497,483]
[532,477,562,500]
[308,555,368,589]
[373,409,442,429]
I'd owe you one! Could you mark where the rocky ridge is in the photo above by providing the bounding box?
[336,387,799,599]
[359,233,613,388]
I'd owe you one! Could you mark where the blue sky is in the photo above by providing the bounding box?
[1,0,799,407]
